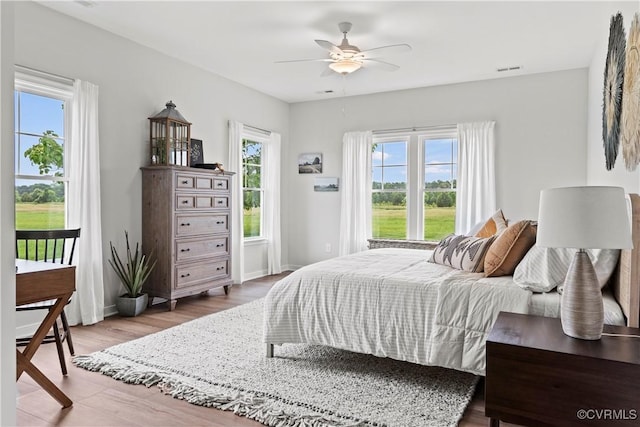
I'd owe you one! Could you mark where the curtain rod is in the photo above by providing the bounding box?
[15,64,74,85]
[244,123,271,136]
[372,124,457,135]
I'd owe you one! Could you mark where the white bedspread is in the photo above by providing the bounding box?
[263,248,532,375]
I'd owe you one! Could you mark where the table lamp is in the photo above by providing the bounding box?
[537,186,632,340]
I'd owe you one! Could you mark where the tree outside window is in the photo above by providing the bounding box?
[372,129,458,241]
[15,86,70,230]
[242,139,263,238]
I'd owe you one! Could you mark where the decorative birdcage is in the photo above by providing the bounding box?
[148,101,191,166]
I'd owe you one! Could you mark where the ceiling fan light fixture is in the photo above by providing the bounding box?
[329,59,362,74]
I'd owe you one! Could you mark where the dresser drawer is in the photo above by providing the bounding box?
[175,194,230,210]
[175,259,229,288]
[175,214,229,236]
[176,236,229,261]
[176,174,229,192]
[213,178,228,191]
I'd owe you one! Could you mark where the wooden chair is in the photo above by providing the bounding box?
[16,228,80,375]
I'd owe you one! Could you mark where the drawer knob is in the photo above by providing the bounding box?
[216,244,224,248]
[217,182,224,187]
[180,248,191,252]
[180,273,191,278]
[217,200,224,205]
[216,221,225,225]
[216,266,224,271]
[180,223,191,227]
[182,200,189,204]
[182,180,189,184]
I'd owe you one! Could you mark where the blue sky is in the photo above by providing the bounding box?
[15,91,65,182]
[373,139,456,184]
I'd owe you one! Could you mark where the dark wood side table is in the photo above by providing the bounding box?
[485,312,640,427]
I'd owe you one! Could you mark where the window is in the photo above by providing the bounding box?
[423,136,457,241]
[372,139,408,239]
[15,71,73,231]
[372,127,457,241]
[242,136,265,239]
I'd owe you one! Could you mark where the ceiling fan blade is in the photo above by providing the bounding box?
[275,58,333,64]
[363,58,400,72]
[359,43,411,58]
[315,39,344,56]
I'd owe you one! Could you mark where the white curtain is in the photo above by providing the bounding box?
[455,121,496,235]
[66,80,104,326]
[263,131,282,274]
[228,120,245,284]
[339,131,373,255]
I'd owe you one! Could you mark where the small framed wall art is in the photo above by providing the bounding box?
[298,153,323,174]
[314,177,339,192]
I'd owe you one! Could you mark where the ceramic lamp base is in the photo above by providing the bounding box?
[561,250,604,340]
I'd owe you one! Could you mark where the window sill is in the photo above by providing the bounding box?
[244,238,268,246]
[367,238,438,250]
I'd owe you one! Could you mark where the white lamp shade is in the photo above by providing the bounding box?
[537,186,632,249]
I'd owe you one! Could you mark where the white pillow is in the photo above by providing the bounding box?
[513,246,620,293]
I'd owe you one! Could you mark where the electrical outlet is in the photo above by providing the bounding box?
[325,243,331,253]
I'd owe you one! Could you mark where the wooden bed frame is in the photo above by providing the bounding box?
[612,193,640,328]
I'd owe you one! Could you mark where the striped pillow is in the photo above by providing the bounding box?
[513,246,620,293]
[429,234,496,272]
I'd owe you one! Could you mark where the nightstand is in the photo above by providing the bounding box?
[485,312,640,427]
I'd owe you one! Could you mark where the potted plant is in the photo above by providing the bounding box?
[109,231,156,317]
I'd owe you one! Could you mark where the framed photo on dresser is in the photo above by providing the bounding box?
[190,138,204,165]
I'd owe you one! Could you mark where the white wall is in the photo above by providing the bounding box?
[13,2,289,314]
[586,2,640,191]
[0,2,16,425]
[287,69,589,267]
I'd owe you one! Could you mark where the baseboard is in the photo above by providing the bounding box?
[16,322,40,339]
[104,304,118,318]
[244,269,269,281]
[17,267,304,335]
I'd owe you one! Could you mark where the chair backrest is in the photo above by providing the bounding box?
[16,228,81,265]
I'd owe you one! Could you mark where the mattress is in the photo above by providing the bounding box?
[264,248,532,375]
[264,248,628,375]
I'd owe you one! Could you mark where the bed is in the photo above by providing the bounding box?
[263,194,640,376]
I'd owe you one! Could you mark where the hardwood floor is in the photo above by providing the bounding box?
[17,273,520,426]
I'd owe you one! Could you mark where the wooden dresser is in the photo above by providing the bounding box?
[141,166,234,310]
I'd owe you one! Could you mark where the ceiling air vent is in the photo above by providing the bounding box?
[497,66,522,72]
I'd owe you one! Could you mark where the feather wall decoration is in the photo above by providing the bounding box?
[622,13,640,171]
[603,12,626,171]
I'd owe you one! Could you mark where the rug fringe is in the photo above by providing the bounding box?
[73,355,366,427]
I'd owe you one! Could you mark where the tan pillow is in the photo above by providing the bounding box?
[475,209,508,238]
[484,220,537,277]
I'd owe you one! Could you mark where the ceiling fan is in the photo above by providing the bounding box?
[276,22,411,76]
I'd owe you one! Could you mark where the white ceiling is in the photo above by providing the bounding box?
[38,1,630,103]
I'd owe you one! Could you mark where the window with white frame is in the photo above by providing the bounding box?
[372,139,408,239]
[372,127,458,241]
[423,134,457,240]
[242,135,266,239]
[14,71,73,230]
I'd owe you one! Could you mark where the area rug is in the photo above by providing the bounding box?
[73,299,478,427]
